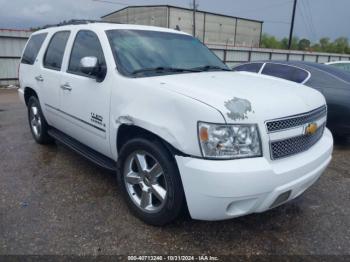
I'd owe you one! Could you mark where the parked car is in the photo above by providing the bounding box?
[18,22,333,225]
[325,61,350,72]
[233,61,350,137]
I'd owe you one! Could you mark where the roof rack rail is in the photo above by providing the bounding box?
[42,19,120,29]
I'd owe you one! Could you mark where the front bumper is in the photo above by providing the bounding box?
[176,128,333,221]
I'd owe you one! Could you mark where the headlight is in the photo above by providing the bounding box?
[198,122,262,159]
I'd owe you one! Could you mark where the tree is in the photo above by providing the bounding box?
[298,38,311,51]
[280,37,289,49]
[319,37,333,52]
[333,37,349,54]
[257,33,350,54]
[311,43,321,52]
[260,34,283,49]
[290,36,299,50]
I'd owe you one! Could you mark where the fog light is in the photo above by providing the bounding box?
[270,191,291,209]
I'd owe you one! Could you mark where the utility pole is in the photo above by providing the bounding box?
[288,0,298,49]
[192,0,196,37]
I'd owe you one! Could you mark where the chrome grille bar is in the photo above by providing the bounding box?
[266,105,327,133]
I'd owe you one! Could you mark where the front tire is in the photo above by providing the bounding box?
[117,137,185,226]
[27,96,53,144]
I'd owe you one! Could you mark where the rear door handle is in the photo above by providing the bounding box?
[60,83,72,91]
[35,75,44,82]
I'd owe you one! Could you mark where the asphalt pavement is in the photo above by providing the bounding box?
[0,89,349,256]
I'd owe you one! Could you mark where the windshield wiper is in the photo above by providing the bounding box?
[131,66,200,75]
[191,65,232,72]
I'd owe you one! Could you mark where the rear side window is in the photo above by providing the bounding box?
[233,63,263,73]
[21,33,47,65]
[262,63,309,83]
[68,30,106,76]
[43,31,70,71]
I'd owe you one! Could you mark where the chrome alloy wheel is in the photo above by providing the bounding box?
[29,105,42,138]
[123,151,168,213]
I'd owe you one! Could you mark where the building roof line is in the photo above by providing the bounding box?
[101,4,264,24]
[0,28,32,32]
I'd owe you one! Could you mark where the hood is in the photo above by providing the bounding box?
[143,71,326,124]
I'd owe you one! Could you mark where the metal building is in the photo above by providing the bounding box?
[101,5,263,48]
[0,29,31,86]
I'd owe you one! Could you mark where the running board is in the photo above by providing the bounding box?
[48,128,116,172]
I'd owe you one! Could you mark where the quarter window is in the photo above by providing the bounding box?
[21,33,47,65]
[233,63,263,73]
[262,63,309,84]
[43,31,70,70]
[68,30,106,76]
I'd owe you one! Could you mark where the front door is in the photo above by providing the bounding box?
[58,30,111,157]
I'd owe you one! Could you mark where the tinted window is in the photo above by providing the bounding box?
[21,33,47,65]
[233,63,263,73]
[68,30,106,75]
[262,63,309,83]
[331,63,350,72]
[43,31,70,70]
[106,30,228,77]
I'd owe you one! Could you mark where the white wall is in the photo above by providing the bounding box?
[103,6,168,27]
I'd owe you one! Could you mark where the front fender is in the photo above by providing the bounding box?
[109,79,225,159]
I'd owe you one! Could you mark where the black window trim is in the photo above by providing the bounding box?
[66,29,107,80]
[21,32,48,65]
[261,62,311,84]
[43,30,71,72]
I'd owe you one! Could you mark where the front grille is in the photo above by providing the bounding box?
[266,105,327,132]
[270,124,325,160]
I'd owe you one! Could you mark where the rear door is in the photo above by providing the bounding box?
[19,32,47,102]
[39,31,70,126]
[58,29,111,157]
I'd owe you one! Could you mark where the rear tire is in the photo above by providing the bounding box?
[27,96,53,144]
[117,137,185,226]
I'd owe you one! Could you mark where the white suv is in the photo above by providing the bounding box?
[18,22,333,225]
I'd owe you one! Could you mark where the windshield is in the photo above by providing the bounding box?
[106,29,229,77]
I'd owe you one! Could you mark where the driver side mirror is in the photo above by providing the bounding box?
[80,56,106,82]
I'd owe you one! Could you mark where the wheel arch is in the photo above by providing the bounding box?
[24,87,38,106]
[116,124,188,158]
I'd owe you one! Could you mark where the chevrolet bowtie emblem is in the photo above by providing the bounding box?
[305,123,318,135]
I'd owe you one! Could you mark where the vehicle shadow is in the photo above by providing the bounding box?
[157,198,311,254]
[333,135,350,149]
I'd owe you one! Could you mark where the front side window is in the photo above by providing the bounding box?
[233,63,263,73]
[21,33,47,65]
[106,30,229,77]
[68,30,106,76]
[43,31,70,71]
[262,63,309,84]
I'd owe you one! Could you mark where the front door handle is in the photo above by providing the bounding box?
[60,83,72,91]
[35,75,44,82]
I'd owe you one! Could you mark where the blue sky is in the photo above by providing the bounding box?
[0,0,349,42]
